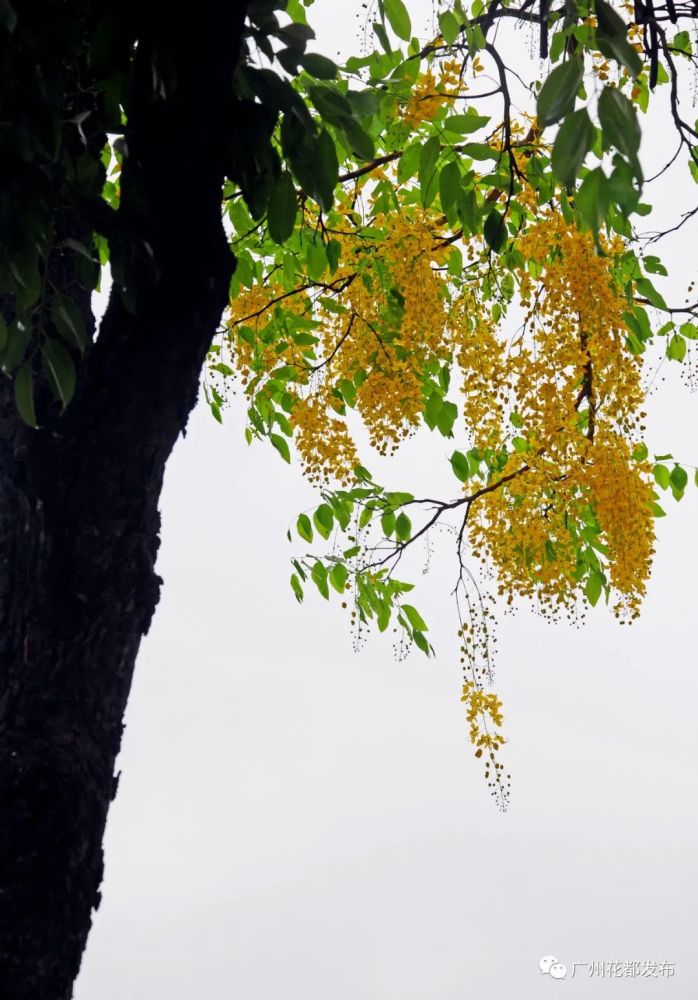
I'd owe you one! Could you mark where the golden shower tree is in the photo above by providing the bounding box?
[209,0,698,809]
[1,0,697,993]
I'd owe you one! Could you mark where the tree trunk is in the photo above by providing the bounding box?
[0,3,247,995]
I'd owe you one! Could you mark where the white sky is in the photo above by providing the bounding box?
[76,4,697,997]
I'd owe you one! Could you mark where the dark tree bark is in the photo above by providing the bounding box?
[0,3,248,996]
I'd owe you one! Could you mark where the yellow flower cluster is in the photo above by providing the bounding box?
[223,199,656,623]
[461,678,509,807]
[291,393,359,485]
[465,214,655,620]
[400,61,463,127]
[227,281,312,386]
[462,677,504,732]
[574,434,655,618]
[321,212,451,452]
[225,203,454,481]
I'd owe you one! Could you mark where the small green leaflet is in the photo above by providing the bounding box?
[311,560,329,599]
[14,361,37,428]
[313,504,334,538]
[439,160,462,220]
[395,511,411,541]
[300,53,338,79]
[484,208,507,252]
[297,513,313,542]
[576,167,610,233]
[450,450,470,482]
[270,433,291,463]
[667,333,686,362]
[268,171,297,244]
[329,562,348,593]
[290,573,304,602]
[383,0,411,40]
[439,10,460,44]
[585,569,605,607]
[595,0,643,77]
[41,339,76,409]
[598,86,642,178]
[402,603,428,632]
[537,57,583,127]
[551,108,595,189]
[442,114,489,134]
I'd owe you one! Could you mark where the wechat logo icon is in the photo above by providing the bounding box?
[540,955,567,980]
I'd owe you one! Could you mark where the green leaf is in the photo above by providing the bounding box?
[419,136,441,208]
[442,114,489,134]
[598,85,641,176]
[460,142,497,161]
[437,400,457,437]
[551,108,595,188]
[329,562,348,593]
[395,511,412,541]
[308,84,353,123]
[300,53,338,79]
[483,208,507,252]
[576,167,610,233]
[536,57,584,127]
[672,30,692,55]
[643,255,668,276]
[450,450,470,482]
[653,464,670,489]
[381,510,396,536]
[377,606,391,632]
[397,142,421,184]
[41,339,76,409]
[297,513,314,542]
[14,361,38,428]
[313,503,334,539]
[458,187,479,235]
[402,603,428,632]
[270,433,291,463]
[51,295,87,354]
[670,464,688,499]
[595,0,642,77]
[314,129,339,212]
[2,321,31,372]
[383,0,411,40]
[311,560,329,599]
[267,171,297,244]
[290,573,304,603]
[635,276,668,311]
[0,314,7,354]
[0,0,18,32]
[339,117,375,161]
[667,333,686,362]
[424,390,442,430]
[439,10,460,44]
[373,19,392,53]
[412,630,431,656]
[439,160,461,219]
[585,569,604,607]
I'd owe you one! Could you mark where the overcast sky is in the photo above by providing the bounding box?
[76,4,697,997]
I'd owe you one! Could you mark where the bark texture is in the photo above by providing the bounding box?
[0,3,247,995]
